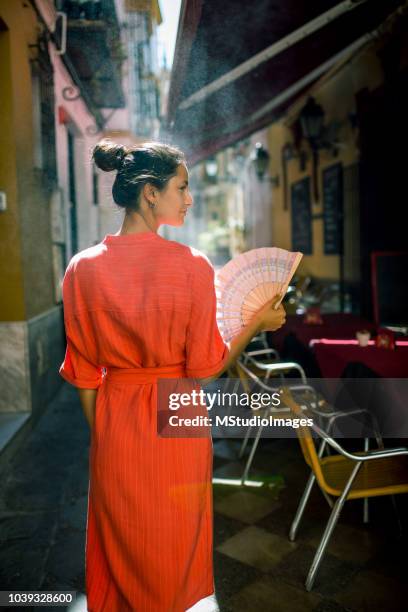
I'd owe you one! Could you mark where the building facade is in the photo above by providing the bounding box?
[0,0,130,456]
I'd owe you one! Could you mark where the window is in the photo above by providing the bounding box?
[30,33,57,184]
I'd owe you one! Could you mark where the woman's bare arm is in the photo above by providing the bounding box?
[200,295,286,385]
[202,315,262,384]
[78,388,98,429]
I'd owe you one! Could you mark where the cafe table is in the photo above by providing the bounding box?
[310,339,408,378]
[269,313,376,354]
[309,339,408,437]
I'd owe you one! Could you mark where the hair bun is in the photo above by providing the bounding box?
[93,139,128,172]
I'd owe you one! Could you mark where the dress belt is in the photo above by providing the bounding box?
[105,364,187,384]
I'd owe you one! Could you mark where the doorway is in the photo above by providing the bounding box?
[67,130,78,254]
[356,68,408,319]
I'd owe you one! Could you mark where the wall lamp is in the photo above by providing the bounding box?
[299,97,351,202]
[250,143,280,187]
[299,96,325,203]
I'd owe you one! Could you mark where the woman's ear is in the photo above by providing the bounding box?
[142,182,156,203]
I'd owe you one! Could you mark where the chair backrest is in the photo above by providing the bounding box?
[247,332,269,351]
[280,387,328,490]
[235,361,252,395]
[296,275,312,296]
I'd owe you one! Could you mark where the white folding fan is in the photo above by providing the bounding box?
[215,247,303,342]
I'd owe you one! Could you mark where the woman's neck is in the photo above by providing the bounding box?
[117,210,159,235]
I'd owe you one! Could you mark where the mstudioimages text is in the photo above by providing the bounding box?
[167,414,314,429]
[168,389,282,411]
[215,415,314,429]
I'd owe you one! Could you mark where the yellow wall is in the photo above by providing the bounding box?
[0,16,24,320]
[0,1,55,321]
[267,45,384,280]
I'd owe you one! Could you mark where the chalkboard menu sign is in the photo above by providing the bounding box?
[323,163,343,255]
[291,177,312,254]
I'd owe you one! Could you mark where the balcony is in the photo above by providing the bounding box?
[60,0,126,108]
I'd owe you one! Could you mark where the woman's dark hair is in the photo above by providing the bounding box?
[92,139,186,210]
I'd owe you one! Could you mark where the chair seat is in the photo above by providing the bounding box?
[320,453,408,499]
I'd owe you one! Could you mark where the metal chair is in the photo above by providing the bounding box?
[221,333,280,408]
[211,359,304,487]
[241,331,280,369]
[242,347,280,365]
[285,275,312,311]
[245,331,270,351]
[236,359,307,483]
[235,361,383,505]
[281,387,408,591]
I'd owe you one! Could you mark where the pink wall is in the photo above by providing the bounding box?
[36,0,133,251]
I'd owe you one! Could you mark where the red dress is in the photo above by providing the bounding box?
[59,232,229,611]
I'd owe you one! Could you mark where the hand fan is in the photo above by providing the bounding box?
[215,247,303,342]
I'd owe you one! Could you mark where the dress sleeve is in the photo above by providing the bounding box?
[59,261,104,389]
[59,331,104,389]
[185,254,230,378]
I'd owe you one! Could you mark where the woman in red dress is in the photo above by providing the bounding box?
[59,140,285,611]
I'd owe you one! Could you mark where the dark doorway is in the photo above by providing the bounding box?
[67,130,78,254]
[356,67,408,320]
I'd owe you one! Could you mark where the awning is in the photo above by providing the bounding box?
[163,0,404,165]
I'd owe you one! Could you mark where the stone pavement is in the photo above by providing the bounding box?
[212,438,408,611]
[0,382,407,611]
[0,384,89,611]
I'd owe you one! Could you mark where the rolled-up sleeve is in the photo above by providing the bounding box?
[185,255,230,378]
[59,261,104,389]
[59,334,104,389]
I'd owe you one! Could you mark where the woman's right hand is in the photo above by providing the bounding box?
[254,294,286,332]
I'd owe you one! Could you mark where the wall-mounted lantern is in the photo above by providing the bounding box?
[250,142,279,187]
[299,96,325,202]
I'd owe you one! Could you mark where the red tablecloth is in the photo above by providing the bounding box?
[270,314,376,353]
[311,339,408,378]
